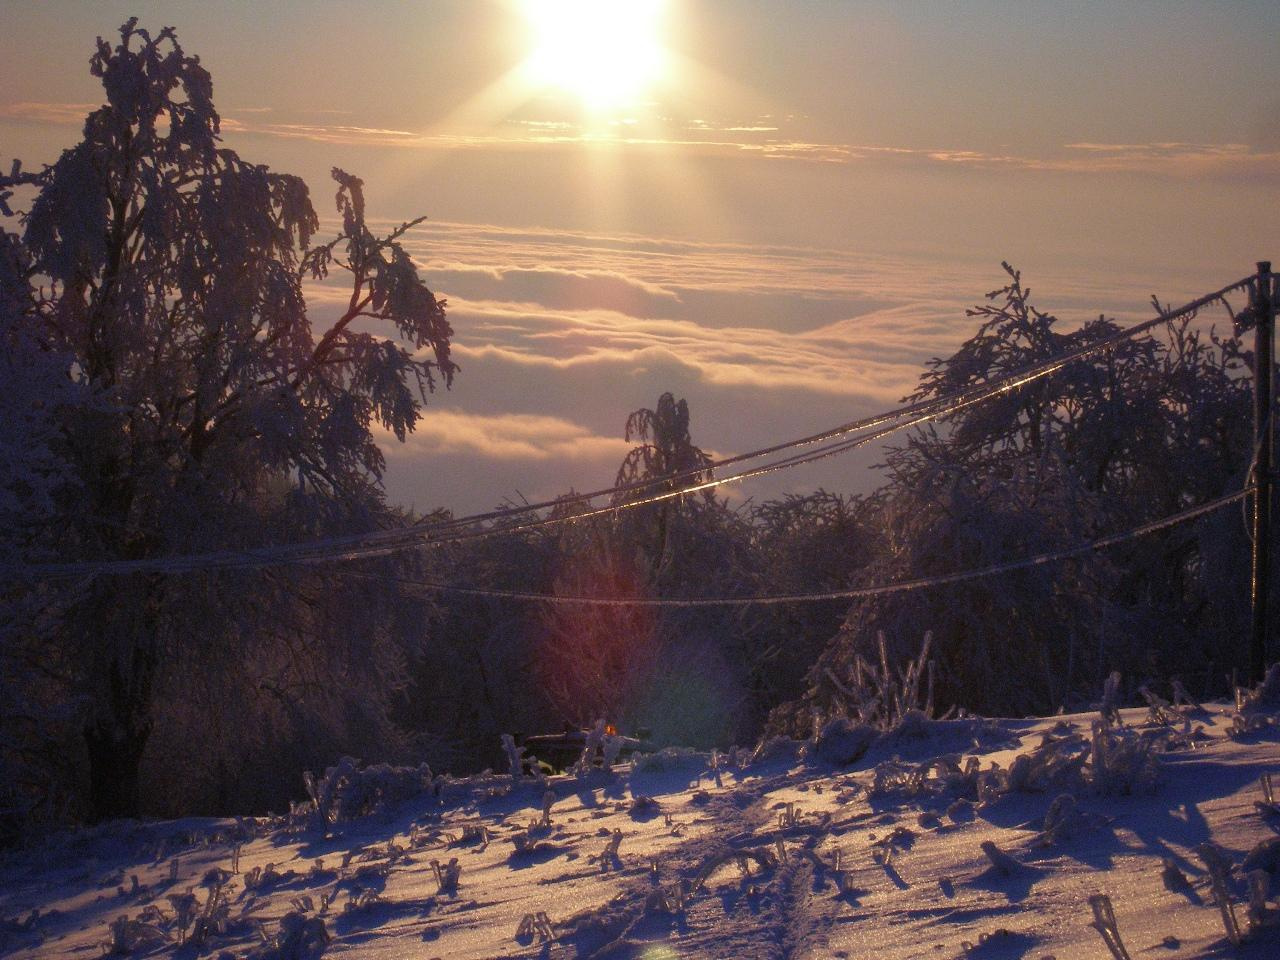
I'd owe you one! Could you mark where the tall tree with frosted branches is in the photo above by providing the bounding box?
[0,20,456,820]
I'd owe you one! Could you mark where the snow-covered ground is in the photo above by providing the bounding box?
[4,696,1280,960]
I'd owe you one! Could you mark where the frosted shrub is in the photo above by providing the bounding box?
[302,757,435,829]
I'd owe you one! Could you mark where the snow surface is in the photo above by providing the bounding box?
[4,705,1280,959]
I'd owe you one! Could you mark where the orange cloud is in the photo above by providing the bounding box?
[7,98,1275,181]
[379,409,632,462]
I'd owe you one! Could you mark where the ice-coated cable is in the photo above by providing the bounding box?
[6,275,1255,579]
[353,487,1250,608]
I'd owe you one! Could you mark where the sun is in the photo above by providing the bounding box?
[520,0,668,111]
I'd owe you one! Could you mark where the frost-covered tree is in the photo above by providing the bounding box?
[0,21,455,820]
[612,391,714,578]
[784,265,1254,724]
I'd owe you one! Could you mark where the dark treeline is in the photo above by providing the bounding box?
[0,21,1266,838]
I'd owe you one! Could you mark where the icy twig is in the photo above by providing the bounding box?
[1197,842,1242,947]
[1088,894,1133,960]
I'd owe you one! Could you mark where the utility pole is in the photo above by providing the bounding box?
[1251,260,1274,684]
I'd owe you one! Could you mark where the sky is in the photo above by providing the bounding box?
[3,1,1279,515]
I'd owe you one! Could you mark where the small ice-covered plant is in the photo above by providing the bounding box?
[691,849,775,892]
[104,915,168,955]
[777,802,802,829]
[188,882,230,947]
[601,733,625,771]
[573,719,609,777]
[303,757,358,831]
[1256,772,1280,816]
[1098,672,1124,728]
[1088,721,1161,795]
[455,823,490,847]
[1247,869,1272,931]
[515,911,554,942]
[250,912,329,960]
[822,631,936,731]
[344,889,383,913]
[1037,794,1080,845]
[430,858,461,893]
[1236,664,1280,714]
[647,881,690,914]
[871,827,915,866]
[1170,680,1203,712]
[593,829,624,871]
[979,840,1023,877]
[501,734,527,779]
[1088,894,1133,960]
[167,893,197,944]
[1139,685,1184,727]
[243,863,289,891]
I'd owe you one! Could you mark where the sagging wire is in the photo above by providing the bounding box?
[6,274,1257,580]
[346,487,1251,608]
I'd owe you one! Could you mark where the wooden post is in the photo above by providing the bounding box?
[1251,260,1274,684]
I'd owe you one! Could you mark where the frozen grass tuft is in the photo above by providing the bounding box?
[820,631,937,732]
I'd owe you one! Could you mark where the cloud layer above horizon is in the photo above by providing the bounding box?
[312,219,1246,516]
